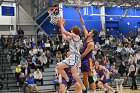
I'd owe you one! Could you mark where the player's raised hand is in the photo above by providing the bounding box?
[75,8,81,14]
[57,18,65,27]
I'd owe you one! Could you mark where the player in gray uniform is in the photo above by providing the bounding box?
[57,18,87,93]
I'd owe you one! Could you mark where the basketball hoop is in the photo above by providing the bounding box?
[49,10,60,25]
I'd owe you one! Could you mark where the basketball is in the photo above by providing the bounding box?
[57,18,66,27]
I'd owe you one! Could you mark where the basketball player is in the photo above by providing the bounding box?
[94,60,118,93]
[56,18,87,93]
[57,64,82,93]
[76,8,98,93]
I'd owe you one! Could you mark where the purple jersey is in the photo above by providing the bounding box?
[61,68,77,86]
[81,39,93,61]
[95,66,108,84]
[81,38,94,72]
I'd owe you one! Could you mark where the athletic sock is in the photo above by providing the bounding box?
[104,89,107,91]
[82,86,86,90]
[93,90,96,93]
[66,78,69,82]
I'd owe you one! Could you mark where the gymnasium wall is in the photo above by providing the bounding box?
[36,6,102,35]
[105,7,140,36]
[63,6,102,32]
[36,5,140,36]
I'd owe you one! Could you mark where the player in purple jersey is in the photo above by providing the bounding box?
[94,60,118,93]
[56,63,82,93]
[76,8,99,93]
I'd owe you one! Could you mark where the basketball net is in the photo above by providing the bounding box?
[49,10,61,25]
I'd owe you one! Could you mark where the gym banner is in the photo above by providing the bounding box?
[1,6,15,16]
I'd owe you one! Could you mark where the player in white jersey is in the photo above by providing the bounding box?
[57,18,87,93]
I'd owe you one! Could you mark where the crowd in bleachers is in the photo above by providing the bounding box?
[0,29,140,92]
[0,29,69,92]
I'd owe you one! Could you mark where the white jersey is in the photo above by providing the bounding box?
[69,38,81,55]
[63,38,81,66]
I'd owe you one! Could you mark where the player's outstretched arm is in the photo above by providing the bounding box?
[58,18,78,40]
[100,65,109,75]
[81,42,94,59]
[76,8,88,38]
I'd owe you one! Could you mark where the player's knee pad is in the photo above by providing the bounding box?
[88,76,94,85]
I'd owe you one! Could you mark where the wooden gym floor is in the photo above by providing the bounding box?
[43,89,140,93]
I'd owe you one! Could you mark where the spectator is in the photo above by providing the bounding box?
[15,65,22,82]
[20,58,28,66]
[17,28,24,39]
[121,44,129,59]
[133,43,139,52]
[37,46,43,53]
[7,52,12,63]
[35,52,44,72]
[110,64,118,86]
[129,30,135,38]
[52,68,59,91]
[46,50,52,65]
[21,65,31,77]
[109,35,114,46]
[39,52,47,67]
[26,73,38,93]
[51,45,57,58]
[45,40,51,50]
[94,42,101,55]
[99,30,106,45]
[102,54,109,65]
[33,47,38,55]
[116,38,122,47]
[11,52,20,65]
[16,48,22,61]
[39,40,45,49]
[25,41,31,49]
[32,54,37,69]
[37,29,46,44]
[116,44,122,60]
[57,44,65,56]
[19,73,27,93]
[29,49,34,56]
[31,41,37,48]
[127,58,138,90]
[104,38,110,48]
[109,55,116,65]
[26,55,32,68]
[118,61,127,77]
[96,51,103,63]
[34,69,43,85]
[127,44,134,54]
[95,49,104,63]
[135,35,140,46]
[135,48,140,66]
[128,54,135,64]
